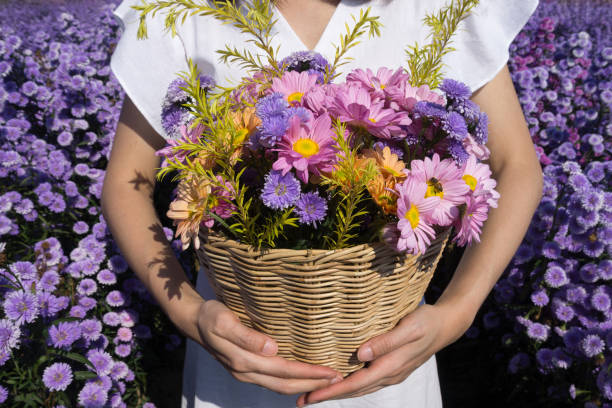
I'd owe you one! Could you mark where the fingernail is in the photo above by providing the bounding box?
[262,340,276,355]
[330,374,343,384]
[360,346,373,361]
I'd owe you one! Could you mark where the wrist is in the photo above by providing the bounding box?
[433,297,479,345]
[165,290,206,343]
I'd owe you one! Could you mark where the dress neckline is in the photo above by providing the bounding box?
[272,1,346,53]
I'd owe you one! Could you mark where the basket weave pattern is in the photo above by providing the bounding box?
[196,228,452,374]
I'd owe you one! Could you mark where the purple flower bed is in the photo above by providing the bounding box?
[447,0,611,406]
[0,1,191,406]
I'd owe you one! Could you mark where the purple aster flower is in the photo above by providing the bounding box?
[552,348,572,369]
[78,297,97,311]
[57,131,73,146]
[261,170,301,210]
[586,162,605,183]
[440,79,471,101]
[535,348,554,370]
[119,310,137,328]
[0,319,20,350]
[295,192,327,227]
[544,265,569,288]
[568,172,590,192]
[443,112,468,141]
[106,291,125,308]
[591,291,611,312]
[87,349,113,376]
[255,93,290,147]
[143,403,156,408]
[581,334,605,357]
[49,197,66,213]
[81,319,103,342]
[3,291,39,325]
[49,321,81,349]
[414,101,446,119]
[115,344,131,358]
[97,269,116,286]
[9,261,36,282]
[70,306,87,319]
[103,312,121,327]
[78,382,108,408]
[599,260,612,280]
[87,375,112,392]
[39,271,60,292]
[553,302,575,322]
[541,241,561,259]
[526,322,550,342]
[579,263,599,283]
[110,361,129,381]
[73,221,89,234]
[281,50,331,75]
[14,199,33,215]
[531,289,550,307]
[447,139,469,164]
[116,327,133,343]
[77,279,97,296]
[42,362,73,391]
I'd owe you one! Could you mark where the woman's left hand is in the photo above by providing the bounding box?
[296,303,473,407]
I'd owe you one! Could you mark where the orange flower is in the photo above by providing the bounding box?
[227,107,260,163]
[363,146,406,180]
[367,173,398,214]
[166,175,212,250]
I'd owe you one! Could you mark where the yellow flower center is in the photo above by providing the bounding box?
[589,232,597,242]
[293,138,320,158]
[207,196,219,209]
[369,117,377,123]
[287,92,303,104]
[275,184,287,196]
[425,178,444,198]
[380,84,386,89]
[235,128,249,145]
[462,174,477,191]
[405,204,420,229]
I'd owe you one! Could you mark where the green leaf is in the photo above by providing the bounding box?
[74,370,99,381]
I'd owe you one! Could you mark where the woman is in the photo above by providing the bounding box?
[102,0,543,406]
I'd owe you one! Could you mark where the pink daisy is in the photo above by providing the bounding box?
[408,153,470,226]
[452,193,490,246]
[346,67,409,101]
[206,175,236,226]
[271,71,319,106]
[330,83,409,139]
[460,154,499,208]
[395,177,440,255]
[272,114,337,183]
[155,121,205,167]
[387,82,446,111]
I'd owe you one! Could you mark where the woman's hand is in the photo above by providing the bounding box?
[296,303,473,406]
[193,299,344,395]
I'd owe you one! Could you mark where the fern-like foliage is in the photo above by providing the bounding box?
[321,121,377,249]
[325,7,382,83]
[405,0,479,89]
[133,0,282,76]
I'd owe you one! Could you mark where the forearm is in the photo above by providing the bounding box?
[101,182,203,341]
[434,162,543,333]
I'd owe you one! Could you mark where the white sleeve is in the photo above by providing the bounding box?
[442,0,539,92]
[110,0,189,140]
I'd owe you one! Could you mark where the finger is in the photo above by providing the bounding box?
[358,315,425,362]
[235,370,340,396]
[303,364,384,405]
[206,333,340,380]
[206,306,278,356]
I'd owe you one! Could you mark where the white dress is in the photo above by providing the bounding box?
[110,1,538,406]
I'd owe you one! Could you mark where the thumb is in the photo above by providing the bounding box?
[358,318,423,362]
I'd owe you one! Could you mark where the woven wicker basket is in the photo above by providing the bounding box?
[196,227,452,374]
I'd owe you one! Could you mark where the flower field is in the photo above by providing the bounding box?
[0,0,610,407]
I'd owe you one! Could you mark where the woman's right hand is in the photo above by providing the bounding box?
[193,299,344,395]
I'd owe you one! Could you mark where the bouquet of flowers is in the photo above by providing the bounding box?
[135,0,499,372]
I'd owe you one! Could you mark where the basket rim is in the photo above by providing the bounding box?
[197,226,452,257]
